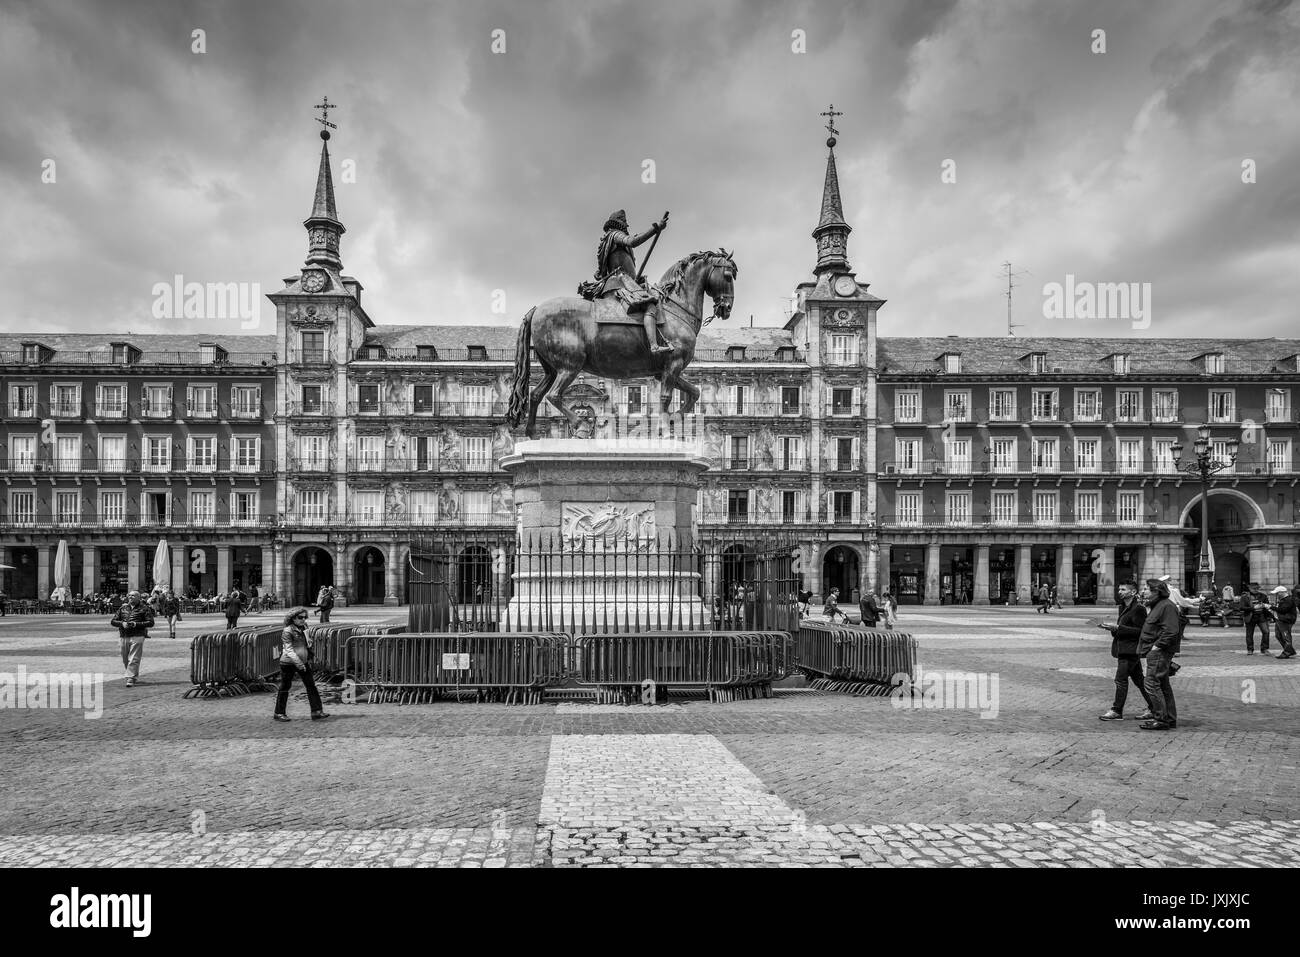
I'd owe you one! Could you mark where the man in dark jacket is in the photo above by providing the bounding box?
[1098,581,1154,720]
[224,589,245,630]
[1271,586,1297,658]
[1240,583,1272,655]
[859,591,880,628]
[111,591,156,687]
[1137,579,1181,730]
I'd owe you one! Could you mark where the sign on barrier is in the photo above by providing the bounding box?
[441,653,471,670]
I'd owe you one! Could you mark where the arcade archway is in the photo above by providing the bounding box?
[822,545,860,602]
[292,546,334,606]
[353,546,386,604]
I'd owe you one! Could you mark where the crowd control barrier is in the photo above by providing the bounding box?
[184,623,285,698]
[342,632,566,705]
[574,631,791,704]
[792,621,916,696]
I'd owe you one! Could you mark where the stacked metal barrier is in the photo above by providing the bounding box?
[792,621,916,696]
[184,624,285,698]
[342,632,563,705]
[574,631,791,704]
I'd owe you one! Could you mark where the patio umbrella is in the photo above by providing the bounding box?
[0,563,15,571]
[50,540,71,602]
[152,539,171,592]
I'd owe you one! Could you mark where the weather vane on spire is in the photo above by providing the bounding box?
[820,103,843,142]
[313,96,338,139]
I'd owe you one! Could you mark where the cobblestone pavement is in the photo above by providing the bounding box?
[2,606,1299,866]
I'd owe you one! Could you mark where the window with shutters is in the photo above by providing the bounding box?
[894,390,921,423]
[144,436,171,473]
[1211,440,1236,473]
[9,384,35,418]
[1208,389,1235,422]
[300,331,326,363]
[1031,389,1058,421]
[625,385,644,415]
[832,491,854,523]
[727,490,749,522]
[1032,438,1058,473]
[189,436,216,472]
[357,384,380,414]
[9,435,36,472]
[781,490,800,523]
[943,390,971,423]
[781,386,802,415]
[55,435,80,472]
[232,491,259,526]
[98,435,126,472]
[234,437,260,472]
[1117,491,1142,525]
[836,437,855,471]
[989,389,1016,421]
[187,384,216,418]
[1074,389,1102,421]
[780,437,803,470]
[51,384,80,417]
[99,490,125,526]
[144,385,172,418]
[1033,491,1058,525]
[189,491,216,527]
[827,334,858,365]
[464,436,491,471]
[896,492,921,526]
[409,491,438,524]
[830,387,853,416]
[301,385,324,414]
[1115,389,1143,422]
[946,492,971,526]
[463,490,491,522]
[1266,389,1291,423]
[231,385,261,418]
[895,438,921,474]
[357,436,384,471]
[351,491,383,525]
[413,384,434,413]
[464,385,492,416]
[299,489,326,524]
[1151,390,1178,422]
[1267,439,1291,473]
[730,436,749,470]
[97,383,127,418]
[991,438,1017,474]
[10,491,36,525]
[298,435,328,471]
[1117,439,1142,474]
[1074,438,1099,474]
[1152,439,1176,474]
[991,491,1017,525]
[1076,491,1101,526]
[55,491,79,526]
[412,435,436,472]
[945,438,971,474]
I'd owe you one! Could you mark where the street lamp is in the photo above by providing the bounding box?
[1171,425,1238,594]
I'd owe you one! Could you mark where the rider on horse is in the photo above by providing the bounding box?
[587,209,672,356]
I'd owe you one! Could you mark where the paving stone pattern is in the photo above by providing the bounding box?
[2,607,1299,866]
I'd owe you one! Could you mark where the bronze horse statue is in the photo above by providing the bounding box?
[504,249,737,437]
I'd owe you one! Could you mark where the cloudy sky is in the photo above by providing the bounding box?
[2,0,1298,341]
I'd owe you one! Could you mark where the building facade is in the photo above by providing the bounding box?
[3,124,1297,605]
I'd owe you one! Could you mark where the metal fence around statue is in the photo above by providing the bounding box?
[406,531,800,636]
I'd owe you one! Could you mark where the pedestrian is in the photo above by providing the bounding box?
[823,586,848,624]
[1136,579,1180,730]
[248,583,260,612]
[111,590,155,688]
[0,587,7,616]
[224,588,244,630]
[272,607,328,722]
[1036,582,1051,614]
[1050,584,1062,609]
[1270,586,1296,659]
[859,590,880,628]
[161,588,182,639]
[1097,580,1155,721]
[795,588,813,619]
[1240,583,1272,655]
[882,589,898,629]
[317,585,335,624]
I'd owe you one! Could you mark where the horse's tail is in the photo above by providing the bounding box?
[504,307,535,429]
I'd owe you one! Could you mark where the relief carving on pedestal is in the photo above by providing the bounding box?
[561,502,656,551]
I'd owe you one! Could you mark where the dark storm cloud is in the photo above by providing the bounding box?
[0,0,1296,338]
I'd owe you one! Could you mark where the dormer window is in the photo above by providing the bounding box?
[1204,353,1226,374]
[1028,353,1047,374]
[1113,354,1130,375]
[198,343,227,364]
[775,346,795,362]
[727,346,747,361]
[467,345,488,361]
[942,353,961,374]
[21,343,43,363]
[416,345,438,361]
[361,345,385,360]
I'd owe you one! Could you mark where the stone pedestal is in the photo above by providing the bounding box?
[501,439,710,629]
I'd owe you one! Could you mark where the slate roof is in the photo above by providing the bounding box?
[0,333,276,362]
[877,337,1300,375]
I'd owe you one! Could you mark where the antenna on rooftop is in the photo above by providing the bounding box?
[1000,261,1029,337]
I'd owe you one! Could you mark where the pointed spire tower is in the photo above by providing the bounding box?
[303,96,345,273]
[812,104,851,277]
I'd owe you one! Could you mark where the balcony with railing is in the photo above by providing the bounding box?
[0,515,278,532]
[138,400,174,419]
[824,402,861,419]
[285,401,336,417]
[186,402,219,419]
[227,402,263,420]
[0,349,276,368]
[287,454,333,473]
[698,400,809,418]
[94,402,129,420]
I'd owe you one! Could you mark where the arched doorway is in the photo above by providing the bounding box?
[353,546,386,604]
[292,546,334,606]
[457,546,491,604]
[1182,492,1263,593]
[822,545,860,603]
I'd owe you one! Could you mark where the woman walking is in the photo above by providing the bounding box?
[161,588,182,639]
[273,607,328,722]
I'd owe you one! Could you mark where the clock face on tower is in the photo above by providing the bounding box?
[833,275,856,297]
[301,270,326,294]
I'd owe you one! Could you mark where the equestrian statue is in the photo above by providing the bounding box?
[504,208,737,438]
